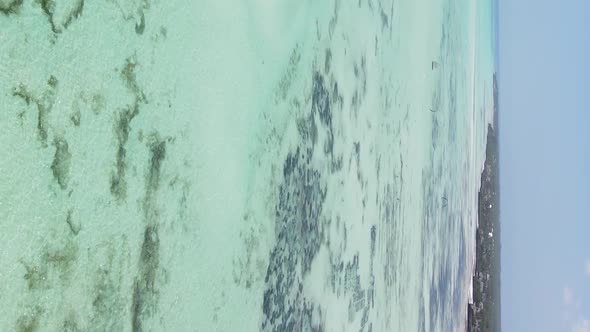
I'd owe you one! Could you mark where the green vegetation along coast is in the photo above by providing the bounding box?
[468,74,500,332]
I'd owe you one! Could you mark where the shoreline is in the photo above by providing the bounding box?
[466,73,501,332]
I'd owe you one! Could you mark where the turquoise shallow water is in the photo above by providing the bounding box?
[0,0,495,331]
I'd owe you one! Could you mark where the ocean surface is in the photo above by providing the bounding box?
[0,0,496,331]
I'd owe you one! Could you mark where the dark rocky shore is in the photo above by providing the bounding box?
[467,74,500,332]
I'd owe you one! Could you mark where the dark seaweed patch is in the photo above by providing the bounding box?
[110,57,147,200]
[15,306,42,332]
[262,75,334,329]
[12,77,57,147]
[131,224,160,332]
[131,136,166,331]
[370,225,376,258]
[62,316,80,332]
[130,282,142,332]
[324,48,332,73]
[379,5,389,29]
[22,263,48,290]
[47,75,58,88]
[37,107,49,146]
[353,142,362,182]
[311,72,335,155]
[12,84,34,105]
[344,254,365,313]
[40,76,58,146]
[110,103,139,200]
[65,209,80,235]
[135,11,145,35]
[312,72,333,128]
[361,55,367,94]
[146,139,166,194]
[276,46,301,101]
[70,109,81,126]
[368,225,376,310]
[114,105,138,153]
[123,0,150,33]
[39,0,58,33]
[40,0,84,34]
[121,56,146,103]
[110,146,127,199]
[93,269,117,314]
[296,118,318,148]
[90,93,105,114]
[44,240,78,277]
[381,183,398,284]
[328,0,339,39]
[0,0,23,15]
[51,136,71,190]
[139,225,159,291]
[282,147,298,178]
[350,55,367,120]
[262,147,327,330]
[90,246,125,331]
[262,65,352,330]
[21,238,78,291]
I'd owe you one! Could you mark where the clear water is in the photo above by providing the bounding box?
[0,0,495,331]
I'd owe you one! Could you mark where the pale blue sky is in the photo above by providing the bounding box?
[499,0,590,331]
